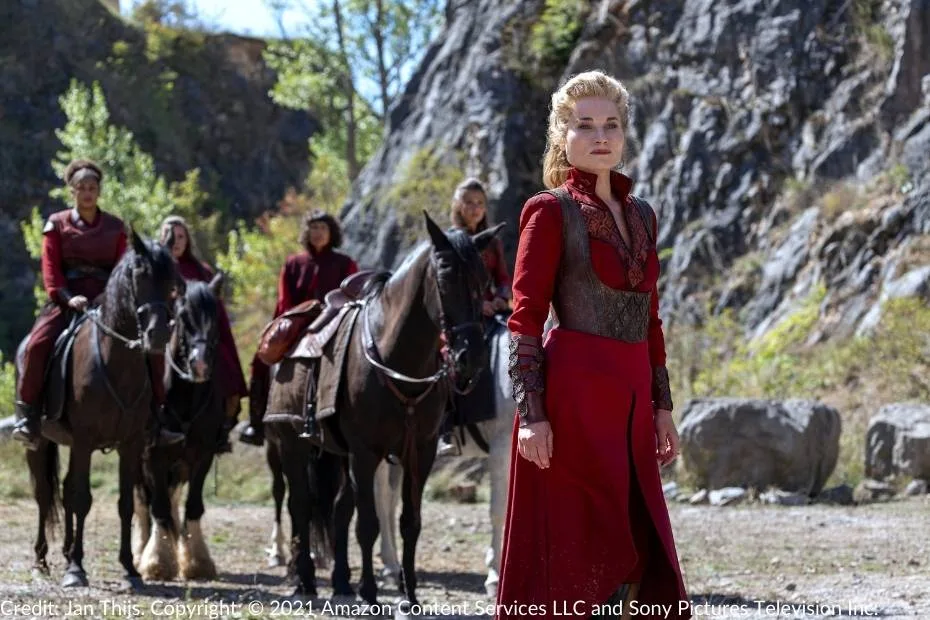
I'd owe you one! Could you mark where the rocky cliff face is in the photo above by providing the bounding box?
[0,0,315,352]
[340,0,930,343]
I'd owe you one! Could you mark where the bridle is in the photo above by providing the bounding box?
[165,294,216,384]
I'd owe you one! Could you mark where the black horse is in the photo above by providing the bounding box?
[265,213,501,602]
[17,231,178,589]
[134,274,225,582]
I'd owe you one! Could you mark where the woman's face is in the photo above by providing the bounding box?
[170,224,188,259]
[71,179,100,211]
[565,97,625,174]
[460,190,487,231]
[309,221,331,251]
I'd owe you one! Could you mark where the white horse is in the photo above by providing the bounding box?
[374,316,514,597]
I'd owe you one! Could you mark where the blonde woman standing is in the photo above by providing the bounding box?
[497,71,689,619]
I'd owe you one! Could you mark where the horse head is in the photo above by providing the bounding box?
[424,212,505,393]
[168,272,222,384]
[121,228,181,354]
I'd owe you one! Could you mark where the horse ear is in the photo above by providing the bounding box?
[472,222,505,252]
[423,211,454,252]
[130,225,149,259]
[208,271,224,298]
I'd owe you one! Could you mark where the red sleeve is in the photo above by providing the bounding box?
[346,259,359,277]
[114,229,128,263]
[648,285,667,367]
[491,238,512,294]
[41,222,70,306]
[506,193,563,339]
[274,262,291,318]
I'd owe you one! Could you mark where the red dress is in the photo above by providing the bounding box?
[176,256,248,401]
[18,208,127,405]
[481,236,512,302]
[497,168,689,618]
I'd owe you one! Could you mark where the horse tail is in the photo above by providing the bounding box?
[307,450,341,559]
[46,443,61,535]
[27,442,61,539]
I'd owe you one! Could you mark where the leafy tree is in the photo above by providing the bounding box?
[21,80,210,307]
[264,0,443,181]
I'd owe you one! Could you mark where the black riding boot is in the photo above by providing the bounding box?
[239,376,267,446]
[11,401,41,451]
[590,583,637,620]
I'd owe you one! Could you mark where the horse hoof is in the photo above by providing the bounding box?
[119,575,143,592]
[61,569,88,588]
[290,585,317,599]
[266,554,286,568]
[332,582,355,597]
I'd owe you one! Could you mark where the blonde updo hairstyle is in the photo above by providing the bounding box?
[542,70,631,189]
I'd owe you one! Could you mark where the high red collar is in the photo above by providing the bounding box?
[565,167,633,202]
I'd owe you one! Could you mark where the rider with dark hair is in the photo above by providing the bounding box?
[13,159,183,450]
[239,210,359,446]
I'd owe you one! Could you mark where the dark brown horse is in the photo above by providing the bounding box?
[134,274,225,582]
[17,231,178,590]
[265,213,501,602]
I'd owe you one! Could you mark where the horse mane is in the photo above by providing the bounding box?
[182,280,218,326]
[361,271,392,300]
[101,239,177,326]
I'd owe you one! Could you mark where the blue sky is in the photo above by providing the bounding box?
[123,0,313,37]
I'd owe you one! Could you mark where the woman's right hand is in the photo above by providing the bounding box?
[67,295,89,312]
[517,420,553,469]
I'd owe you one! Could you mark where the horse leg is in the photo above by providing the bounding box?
[138,455,179,581]
[281,438,316,596]
[61,444,92,588]
[485,416,511,597]
[132,485,151,566]
[331,455,355,596]
[352,452,382,605]
[398,441,437,606]
[26,441,59,577]
[374,460,402,590]
[266,441,287,568]
[117,442,143,590]
[178,455,217,580]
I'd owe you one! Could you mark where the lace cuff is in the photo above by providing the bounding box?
[652,365,673,412]
[508,334,545,419]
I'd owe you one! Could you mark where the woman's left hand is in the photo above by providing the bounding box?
[492,296,509,312]
[655,409,679,467]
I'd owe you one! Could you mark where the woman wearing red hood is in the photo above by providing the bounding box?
[160,215,248,453]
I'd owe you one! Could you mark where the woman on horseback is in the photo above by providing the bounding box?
[496,71,690,619]
[13,159,183,450]
[159,215,248,453]
[439,178,513,454]
[239,210,359,446]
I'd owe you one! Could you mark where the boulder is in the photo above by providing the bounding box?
[679,398,841,495]
[865,403,930,480]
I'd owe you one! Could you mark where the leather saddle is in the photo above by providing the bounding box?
[287,269,375,359]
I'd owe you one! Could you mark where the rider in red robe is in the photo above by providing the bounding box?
[497,73,689,619]
[160,216,249,452]
[13,160,183,450]
[239,210,359,446]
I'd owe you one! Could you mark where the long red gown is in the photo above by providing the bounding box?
[497,167,690,619]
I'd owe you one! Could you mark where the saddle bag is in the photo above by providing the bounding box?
[257,300,324,365]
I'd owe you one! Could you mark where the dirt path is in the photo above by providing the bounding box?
[0,493,925,619]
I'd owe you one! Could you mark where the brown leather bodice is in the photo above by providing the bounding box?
[548,188,651,343]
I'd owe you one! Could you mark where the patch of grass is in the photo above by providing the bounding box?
[851,0,895,62]
[820,182,865,222]
[0,438,275,504]
[385,147,466,243]
[528,0,589,71]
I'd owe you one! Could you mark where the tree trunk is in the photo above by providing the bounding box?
[333,0,360,180]
[374,0,390,119]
